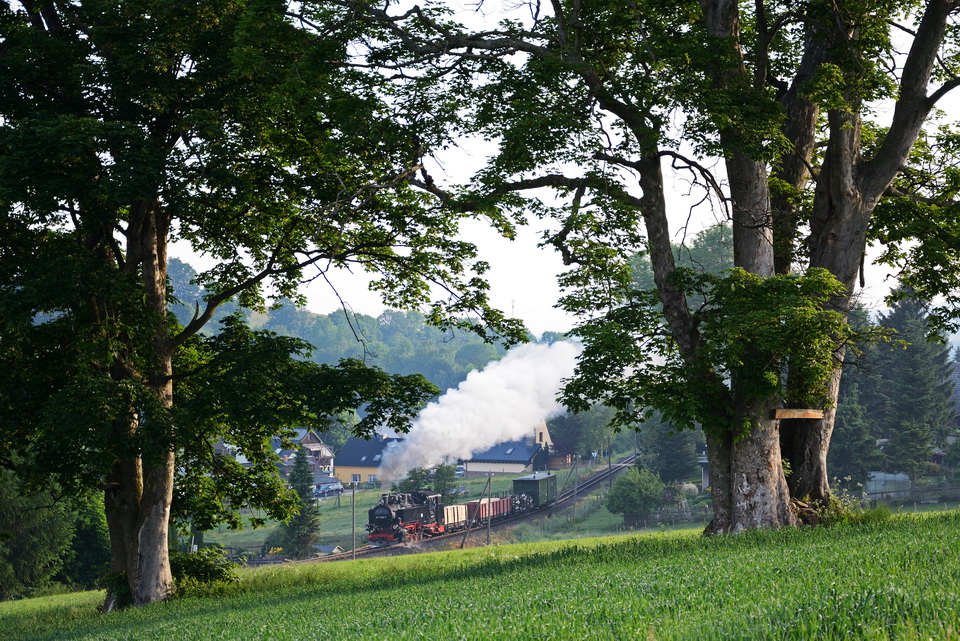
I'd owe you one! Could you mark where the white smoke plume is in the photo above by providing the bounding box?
[378,341,581,480]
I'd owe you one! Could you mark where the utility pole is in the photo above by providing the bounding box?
[351,482,357,561]
[573,455,579,522]
[486,471,492,547]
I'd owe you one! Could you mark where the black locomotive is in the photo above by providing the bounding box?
[367,490,443,543]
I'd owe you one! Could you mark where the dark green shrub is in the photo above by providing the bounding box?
[605,467,665,518]
[169,545,239,598]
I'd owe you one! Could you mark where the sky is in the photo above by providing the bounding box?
[297,216,575,337]
[171,159,737,338]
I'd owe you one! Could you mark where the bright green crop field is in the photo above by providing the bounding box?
[3,511,959,640]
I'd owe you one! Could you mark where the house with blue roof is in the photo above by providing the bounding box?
[333,434,403,485]
[463,421,553,475]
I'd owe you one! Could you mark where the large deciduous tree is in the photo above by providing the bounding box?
[328,0,960,531]
[0,1,521,607]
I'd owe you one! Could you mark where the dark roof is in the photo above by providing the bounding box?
[467,440,541,464]
[336,435,403,467]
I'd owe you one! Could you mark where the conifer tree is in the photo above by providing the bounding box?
[638,414,701,484]
[829,382,881,490]
[281,448,321,559]
[875,295,956,477]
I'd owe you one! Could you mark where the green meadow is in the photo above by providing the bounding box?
[3,511,959,640]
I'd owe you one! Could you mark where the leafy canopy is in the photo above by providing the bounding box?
[564,267,853,438]
[0,0,525,541]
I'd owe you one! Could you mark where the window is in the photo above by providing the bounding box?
[360,455,367,462]
[351,474,361,483]
[538,432,544,442]
[373,454,381,461]
[368,475,379,483]
[505,448,514,455]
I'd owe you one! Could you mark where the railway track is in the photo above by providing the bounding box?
[297,453,638,563]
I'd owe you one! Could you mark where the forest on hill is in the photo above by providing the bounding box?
[168,257,521,396]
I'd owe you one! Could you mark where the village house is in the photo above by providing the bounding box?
[333,434,402,485]
[271,428,335,481]
[215,428,335,487]
[461,421,553,476]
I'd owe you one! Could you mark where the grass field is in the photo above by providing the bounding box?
[3,510,959,640]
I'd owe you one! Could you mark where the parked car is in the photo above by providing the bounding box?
[314,480,344,497]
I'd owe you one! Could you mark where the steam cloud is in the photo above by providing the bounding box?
[378,341,581,480]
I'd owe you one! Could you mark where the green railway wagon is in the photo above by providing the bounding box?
[512,472,557,507]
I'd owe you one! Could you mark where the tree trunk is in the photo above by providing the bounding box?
[704,0,788,528]
[102,199,176,608]
[102,450,176,609]
[638,119,795,531]
[780,0,955,509]
[134,455,176,605]
[777,108,869,506]
[730,399,797,530]
[103,448,142,611]
[770,23,828,276]
[727,152,775,278]
[706,397,797,532]
[704,431,733,534]
[780,362,842,504]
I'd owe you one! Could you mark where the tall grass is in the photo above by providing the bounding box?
[3,511,959,640]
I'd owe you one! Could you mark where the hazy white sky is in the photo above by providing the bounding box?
[293,216,576,337]
[171,158,731,338]
[171,156,905,339]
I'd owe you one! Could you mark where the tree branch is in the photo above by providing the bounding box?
[865,0,959,198]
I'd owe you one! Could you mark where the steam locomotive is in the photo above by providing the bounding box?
[366,472,558,544]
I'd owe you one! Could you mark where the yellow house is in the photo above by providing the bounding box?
[333,435,402,485]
